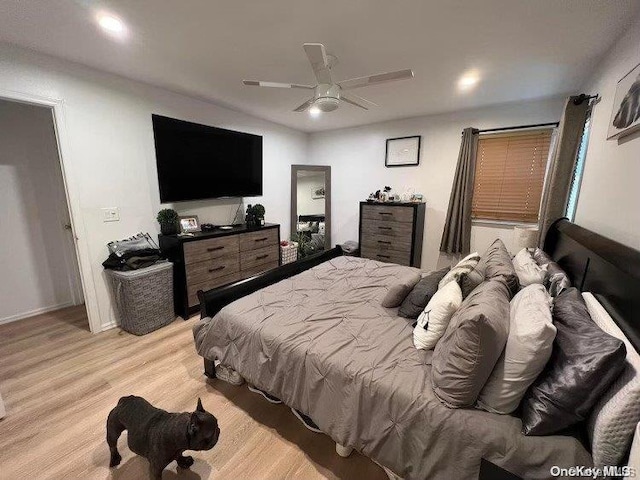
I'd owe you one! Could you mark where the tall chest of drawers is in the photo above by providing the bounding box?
[359,202,425,267]
[159,224,280,318]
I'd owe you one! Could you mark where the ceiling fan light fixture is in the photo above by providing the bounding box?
[315,97,340,112]
[309,105,321,117]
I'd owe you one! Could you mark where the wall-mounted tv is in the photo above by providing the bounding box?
[152,114,263,203]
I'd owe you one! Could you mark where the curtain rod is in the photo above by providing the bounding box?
[474,122,559,135]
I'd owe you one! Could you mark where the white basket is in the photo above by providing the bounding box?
[280,242,298,265]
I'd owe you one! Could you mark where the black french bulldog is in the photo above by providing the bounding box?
[107,395,220,480]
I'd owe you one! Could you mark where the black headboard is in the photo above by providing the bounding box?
[544,218,640,352]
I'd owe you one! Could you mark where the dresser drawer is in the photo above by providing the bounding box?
[241,260,279,279]
[239,229,279,252]
[361,220,414,240]
[184,236,239,265]
[361,246,411,266]
[187,272,242,307]
[361,234,412,255]
[185,256,240,285]
[361,204,414,223]
[240,245,279,270]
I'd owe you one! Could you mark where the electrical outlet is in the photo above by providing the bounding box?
[102,207,120,222]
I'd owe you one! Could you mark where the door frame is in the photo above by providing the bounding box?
[0,89,101,333]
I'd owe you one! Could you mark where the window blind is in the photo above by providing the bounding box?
[472,129,553,223]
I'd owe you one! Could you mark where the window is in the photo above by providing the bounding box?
[472,129,553,224]
[565,112,592,221]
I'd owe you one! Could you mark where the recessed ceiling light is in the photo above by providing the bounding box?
[309,106,321,118]
[458,71,480,91]
[97,13,127,38]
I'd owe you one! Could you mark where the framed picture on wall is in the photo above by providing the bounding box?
[385,136,421,167]
[311,185,325,199]
[607,62,640,140]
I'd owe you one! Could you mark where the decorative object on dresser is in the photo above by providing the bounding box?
[359,201,425,267]
[159,224,280,318]
[245,204,266,227]
[156,208,179,235]
[178,215,200,233]
[385,136,421,167]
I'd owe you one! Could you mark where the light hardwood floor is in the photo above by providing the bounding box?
[0,306,386,480]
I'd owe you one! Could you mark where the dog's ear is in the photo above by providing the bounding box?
[196,397,205,413]
[188,412,200,437]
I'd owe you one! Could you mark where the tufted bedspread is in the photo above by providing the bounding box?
[193,256,591,479]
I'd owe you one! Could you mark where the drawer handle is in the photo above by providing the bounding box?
[209,266,225,272]
[378,240,391,244]
[256,254,269,260]
[377,254,390,259]
[378,226,392,230]
[254,237,268,242]
[207,246,224,252]
[378,212,392,216]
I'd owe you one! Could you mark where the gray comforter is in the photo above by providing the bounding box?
[193,256,592,479]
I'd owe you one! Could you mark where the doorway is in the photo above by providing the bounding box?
[0,99,87,329]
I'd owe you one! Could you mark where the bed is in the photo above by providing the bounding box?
[193,219,640,479]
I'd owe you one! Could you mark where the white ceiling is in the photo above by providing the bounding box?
[0,1,638,132]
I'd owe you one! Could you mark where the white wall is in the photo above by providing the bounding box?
[297,173,326,217]
[0,100,78,323]
[308,98,564,270]
[0,43,308,331]
[574,15,640,249]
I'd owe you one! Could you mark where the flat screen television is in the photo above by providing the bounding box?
[152,114,263,202]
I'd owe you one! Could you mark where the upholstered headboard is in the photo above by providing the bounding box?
[543,218,640,352]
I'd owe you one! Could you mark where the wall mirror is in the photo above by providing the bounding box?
[290,165,331,255]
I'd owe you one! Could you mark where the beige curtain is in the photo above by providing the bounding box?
[440,127,479,255]
[538,96,590,244]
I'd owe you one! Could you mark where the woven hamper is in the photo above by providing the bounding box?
[106,261,175,335]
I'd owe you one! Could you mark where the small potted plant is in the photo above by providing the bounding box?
[245,204,266,227]
[156,208,179,235]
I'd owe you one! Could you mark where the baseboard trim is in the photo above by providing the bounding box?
[100,320,118,332]
[0,302,75,326]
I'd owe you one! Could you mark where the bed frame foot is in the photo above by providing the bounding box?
[335,443,353,458]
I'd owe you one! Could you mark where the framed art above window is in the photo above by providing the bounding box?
[472,129,553,224]
[385,136,421,167]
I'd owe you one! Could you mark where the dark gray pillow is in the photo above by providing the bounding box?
[531,247,571,297]
[398,267,450,319]
[459,268,484,298]
[476,239,519,298]
[521,288,626,436]
[431,280,511,408]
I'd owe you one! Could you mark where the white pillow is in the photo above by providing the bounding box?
[413,281,462,350]
[583,292,640,468]
[512,248,546,287]
[477,284,555,414]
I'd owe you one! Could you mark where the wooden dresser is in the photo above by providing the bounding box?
[359,202,425,267]
[159,224,280,318]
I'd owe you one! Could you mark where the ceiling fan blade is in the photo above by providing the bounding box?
[341,93,378,110]
[243,80,314,89]
[293,98,316,112]
[303,43,332,85]
[338,69,414,90]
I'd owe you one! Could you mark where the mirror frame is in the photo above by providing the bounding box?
[290,165,331,251]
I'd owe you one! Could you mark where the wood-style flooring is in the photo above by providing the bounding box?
[0,306,386,480]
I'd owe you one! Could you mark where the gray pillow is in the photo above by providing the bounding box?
[431,280,511,408]
[476,239,519,297]
[398,267,450,319]
[459,268,484,298]
[381,271,422,308]
[521,288,627,436]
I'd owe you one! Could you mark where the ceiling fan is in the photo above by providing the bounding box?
[243,43,414,113]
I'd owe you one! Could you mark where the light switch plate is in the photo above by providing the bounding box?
[102,207,120,222]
